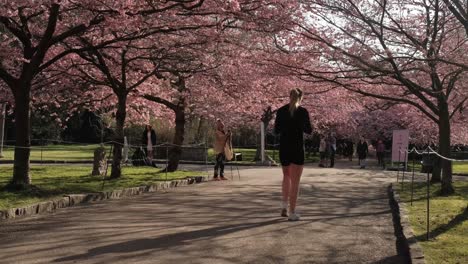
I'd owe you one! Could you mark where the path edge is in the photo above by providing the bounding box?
[0,176,207,222]
[388,183,426,264]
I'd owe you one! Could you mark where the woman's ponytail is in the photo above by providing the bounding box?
[289,88,303,116]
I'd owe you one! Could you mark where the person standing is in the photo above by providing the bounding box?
[376,139,385,167]
[346,140,354,161]
[319,136,327,168]
[142,125,157,163]
[357,137,369,169]
[328,132,337,168]
[213,119,231,181]
[274,88,313,221]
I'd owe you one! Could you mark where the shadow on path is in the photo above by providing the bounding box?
[54,219,283,262]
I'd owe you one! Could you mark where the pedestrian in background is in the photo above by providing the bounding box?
[142,125,157,163]
[376,139,385,168]
[357,137,368,169]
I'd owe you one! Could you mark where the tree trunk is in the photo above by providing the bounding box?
[110,95,127,179]
[196,117,204,143]
[438,105,454,195]
[11,85,32,187]
[165,107,185,172]
[430,156,442,183]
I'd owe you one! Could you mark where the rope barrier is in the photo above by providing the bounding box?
[398,147,468,162]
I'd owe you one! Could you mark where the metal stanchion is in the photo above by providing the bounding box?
[397,148,401,182]
[401,149,407,191]
[410,151,415,206]
[230,162,233,180]
[165,146,168,182]
[426,149,430,241]
[205,143,210,179]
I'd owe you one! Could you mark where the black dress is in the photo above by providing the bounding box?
[274,104,313,166]
[357,141,368,160]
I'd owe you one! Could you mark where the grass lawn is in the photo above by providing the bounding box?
[453,162,468,175]
[207,148,319,164]
[397,181,468,264]
[392,161,468,175]
[1,144,110,161]
[1,145,320,164]
[0,165,201,210]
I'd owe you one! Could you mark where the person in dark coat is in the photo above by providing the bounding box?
[274,88,313,221]
[357,137,368,169]
[142,125,157,162]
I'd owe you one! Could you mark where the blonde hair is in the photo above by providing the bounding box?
[289,88,303,116]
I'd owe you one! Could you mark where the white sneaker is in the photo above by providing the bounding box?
[288,212,300,221]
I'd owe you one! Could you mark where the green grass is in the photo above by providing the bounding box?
[208,148,319,164]
[397,181,468,264]
[454,162,468,175]
[390,161,468,175]
[1,144,111,161]
[1,145,320,164]
[0,165,201,210]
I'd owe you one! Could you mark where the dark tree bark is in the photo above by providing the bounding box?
[166,106,185,172]
[110,95,127,179]
[438,100,454,195]
[143,75,188,173]
[11,82,32,186]
[442,0,468,36]
[0,4,105,187]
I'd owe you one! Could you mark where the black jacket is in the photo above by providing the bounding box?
[357,141,368,158]
[274,104,313,151]
[142,129,157,146]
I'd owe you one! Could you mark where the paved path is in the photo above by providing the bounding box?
[0,163,407,264]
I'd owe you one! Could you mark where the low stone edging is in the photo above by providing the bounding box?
[0,176,206,221]
[389,183,425,264]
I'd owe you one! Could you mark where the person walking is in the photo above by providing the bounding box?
[213,119,231,181]
[328,132,337,168]
[142,125,157,163]
[376,139,385,167]
[318,136,327,167]
[274,88,312,221]
[357,137,368,169]
[345,140,354,161]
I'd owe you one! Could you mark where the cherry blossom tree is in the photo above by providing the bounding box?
[278,0,468,194]
[0,1,112,187]
[442,0,468,35]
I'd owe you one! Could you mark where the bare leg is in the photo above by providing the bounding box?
[281,166,291,206]
[289,163,304,213]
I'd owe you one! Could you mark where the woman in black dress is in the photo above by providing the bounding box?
[274,88,312,221]
[357,137,368,169]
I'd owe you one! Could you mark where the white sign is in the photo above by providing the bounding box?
[392,130,409,162]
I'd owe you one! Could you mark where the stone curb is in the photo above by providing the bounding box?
[389,183,425,264]
[0,176,206,221]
